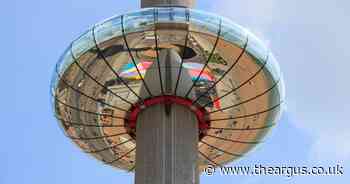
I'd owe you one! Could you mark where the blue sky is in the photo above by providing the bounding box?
[5,0,349,183]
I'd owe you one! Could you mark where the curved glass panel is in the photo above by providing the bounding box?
[246,31,268,62]
[50,66,59,95]
[155,7,187,23]
[71,29,95,58]
[265,52,281,81]
[54,46,73,89]
[189,9,221,36]
[94,15,122,45]
[262,51,285,110]
[123,8,155,34]
[221,16,247,48]
[171,7,188,22]
[278,75,286,102]
[157,7,173,22]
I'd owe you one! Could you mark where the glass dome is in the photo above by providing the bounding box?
[51,7,285,172]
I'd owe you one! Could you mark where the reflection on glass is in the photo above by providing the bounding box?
[51,7,285,171]
[189,9,220,35]
[246,31,268,62]
[72,29,95,58]
[221,17,247,48]
[123,9,154,34]
[265,52,281,81]
[94,15,122,44]
[54,46,73,91]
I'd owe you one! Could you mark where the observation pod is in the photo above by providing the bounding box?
[51,6,285,184]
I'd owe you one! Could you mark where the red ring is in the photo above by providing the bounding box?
[125,95,210,139]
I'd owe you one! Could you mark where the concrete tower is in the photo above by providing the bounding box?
[137,2,199,183]
[136,49,199,184]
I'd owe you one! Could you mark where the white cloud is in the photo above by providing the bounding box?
[310,129,350,163]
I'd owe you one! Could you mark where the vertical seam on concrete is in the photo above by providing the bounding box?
[162,104,166,184]
[172,105,175,183]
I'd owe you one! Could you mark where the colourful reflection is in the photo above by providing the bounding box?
[183,63,213,81]
[119,60,214,82]
[119,61,153,80]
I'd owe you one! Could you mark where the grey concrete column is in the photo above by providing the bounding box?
[141,0,195,8]
[135,49,199,184]
[135,104,198,184]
